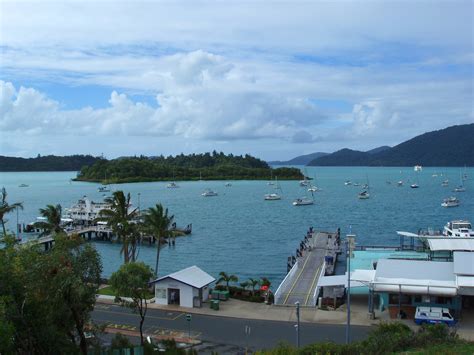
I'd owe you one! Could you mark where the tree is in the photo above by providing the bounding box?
[248,278,260,295]
[33,204,64,236]
[109,262,154,345]
[217,272,238,290]
[0,187,23,236]
[98,191,139,263]
[239,281,249,291]
[142,204,180,277]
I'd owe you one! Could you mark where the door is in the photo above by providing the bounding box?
[168,288,180,305]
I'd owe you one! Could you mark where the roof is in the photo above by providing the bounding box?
[427,238,474,251]
[151,266,215,289]
[373,259,457,295]
[457,276,474,287]
[454,252,474,275]
[352,269,376,283]
[317,271,372,288]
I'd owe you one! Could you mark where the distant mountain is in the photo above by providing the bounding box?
[366,146,391,155]
[308,124,474,166]
[0,155,102,171]
[269,152,328,165]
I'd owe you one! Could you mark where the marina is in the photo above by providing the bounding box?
[1,166,473,286]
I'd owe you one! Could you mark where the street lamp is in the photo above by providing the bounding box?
[295,301,300,348]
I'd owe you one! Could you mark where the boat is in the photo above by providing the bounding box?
[441,179,449,187]
[170,223,192,235]
[398,220,474,239]
[225,182,232,187]
[307,186,319,192]
[353,182,360,187]
[344,180,352,186]
[410,183,419,189]
[441,197,460,208]
[292,197,314,206]
[167,182,179,188]
[98,186,111,192]
[64,196,116,226]
[18,184,29,187]
[432,173,438,177]
[201,189,218,197]
[358,190,370,199]
[453,170,466,192]
[397,180,403,186]
[414,165,422,172]
[268,170,275,185]
[264,193,281,201]
[299,179,309,187]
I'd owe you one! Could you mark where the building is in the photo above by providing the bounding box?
[151,266,215,308]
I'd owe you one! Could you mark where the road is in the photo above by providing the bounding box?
[92,303,371,350]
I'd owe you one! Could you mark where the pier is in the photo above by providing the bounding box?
[275,229,341,306]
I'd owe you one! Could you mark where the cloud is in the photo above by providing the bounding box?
[291,130,314,144]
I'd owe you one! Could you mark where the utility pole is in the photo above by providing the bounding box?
[295,301,300,348]
[346,233,355,345]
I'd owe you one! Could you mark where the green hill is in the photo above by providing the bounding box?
[0,155,101,172]
[308,124,474,166]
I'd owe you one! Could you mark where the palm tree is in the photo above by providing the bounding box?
[98,191,139,263]
[239,281,249,291]
[248,278,260,295]
[142,203,177,278]
[0,187,23,236]
[33,204,64,236]
[217,272,238,290]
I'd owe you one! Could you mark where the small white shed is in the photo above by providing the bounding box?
[151,266,215,308]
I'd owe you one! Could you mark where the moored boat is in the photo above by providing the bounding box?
[201,189,218,197]
[441,197,460,208]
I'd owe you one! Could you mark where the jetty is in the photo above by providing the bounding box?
[275,228,341,306]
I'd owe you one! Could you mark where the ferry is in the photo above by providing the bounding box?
[398,220,474,239]
[64,196,113,226]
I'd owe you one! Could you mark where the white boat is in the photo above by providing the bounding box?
[18,184,29,187]
[264,193,281,201]
[201,189,218,197]
[64,196,117,225]
[410,183,419,189]
[358,190,370,199]
[353,182,360,187]
[441,197,460,208]
[292,197,314,206]
[441,179,449,187]
[414,165,422,172]
[397,180,403,186]
[98,186,111,192]
[453,171,466,192]
[299,180,309,187]
[398,220,474,239]
[167,182,179,188]
[344,180,352,186]
[307,186,319,192]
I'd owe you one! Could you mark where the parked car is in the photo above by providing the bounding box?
[414,306,457,326]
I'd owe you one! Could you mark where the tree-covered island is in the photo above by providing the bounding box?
[75,151,303,183]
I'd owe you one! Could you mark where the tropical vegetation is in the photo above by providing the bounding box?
[0,154,101,172]
[97,191,140,263]
[0,187,23,236]
[216,271,239,290]
[33,204,64,236]
[76,151,303,183]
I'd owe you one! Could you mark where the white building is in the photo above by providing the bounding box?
[152,266,215,308]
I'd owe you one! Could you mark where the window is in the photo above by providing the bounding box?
[389,294,411,305]
[156,288,166,299]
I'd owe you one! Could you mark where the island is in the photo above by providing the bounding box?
[75,152,303,183]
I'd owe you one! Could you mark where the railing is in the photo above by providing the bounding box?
[311,261,326,307]
[274,260,300,305]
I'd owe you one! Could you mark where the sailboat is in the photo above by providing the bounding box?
[98,172,111,192]
[307,175,320,192]
[410,170,420,188]
[268,170,275,186]
[358,176,370,199]
[453,170,466,192]
[167,170,180,188]
[293,187,314,206]
[265,177,282,200]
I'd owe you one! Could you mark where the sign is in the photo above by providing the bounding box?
[186,314,192,322]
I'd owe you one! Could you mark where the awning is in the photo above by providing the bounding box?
[428,238,474,252]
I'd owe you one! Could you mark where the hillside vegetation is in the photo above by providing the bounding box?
[76,152,303,183]
[308,124,474,166]
[0,155,101,172]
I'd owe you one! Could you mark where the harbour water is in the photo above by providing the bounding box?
[1,166,472,287]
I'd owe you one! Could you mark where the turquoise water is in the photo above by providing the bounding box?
[1,167,473,288]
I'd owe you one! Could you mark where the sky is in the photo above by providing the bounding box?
[1,1,473,161]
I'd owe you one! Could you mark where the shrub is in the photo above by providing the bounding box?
[414,323,458,348]
[110,333,133,349]
[361,322,413,354]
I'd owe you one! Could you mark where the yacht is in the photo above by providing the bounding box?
[225,182,232,187]
[454,185,466,192]
[98,186,111,192]
[441,197,460,208]
[299,179,309,187]
[264,193,281,201]
[414,165,422,172]
[410,183,419,189]
[441,179,449,187]
[201,189,218,197]
[358,190,370,199]
[307,186,319,192]
[344,180,352,186]
[397,180,403,186]
[292,197,314,206]
[167,182,179,188]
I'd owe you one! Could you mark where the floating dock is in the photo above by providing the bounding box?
[275,229,341,306]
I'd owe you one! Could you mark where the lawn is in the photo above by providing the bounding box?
[97,286,154,299]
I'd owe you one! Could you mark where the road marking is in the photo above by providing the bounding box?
[283,253,311,304]
[305,262,323,306]
[105,322,137,331]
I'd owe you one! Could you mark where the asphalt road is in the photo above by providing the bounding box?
[92,303,372,350]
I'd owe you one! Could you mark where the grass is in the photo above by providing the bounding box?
[97,285,154,299]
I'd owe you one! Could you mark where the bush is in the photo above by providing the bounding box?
[361,322,413,354]
[110,333,133,349]
[414,323,458,348]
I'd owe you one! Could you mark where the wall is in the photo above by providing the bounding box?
[154,278,195,308]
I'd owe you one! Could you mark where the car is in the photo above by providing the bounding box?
[414,306,457,326]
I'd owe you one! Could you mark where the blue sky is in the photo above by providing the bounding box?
[0,1,472,160]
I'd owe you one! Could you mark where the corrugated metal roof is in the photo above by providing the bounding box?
[454,252,474,275]
[427,238,474,251]
[152,266,215,289]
